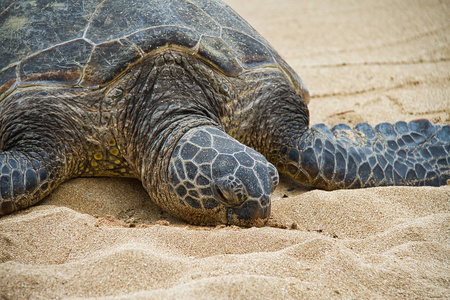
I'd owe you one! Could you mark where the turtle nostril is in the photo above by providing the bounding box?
[260,195,270,206]
[272,175,279,189]
[268,164,280,190]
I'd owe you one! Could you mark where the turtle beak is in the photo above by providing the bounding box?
[226,196,271,227]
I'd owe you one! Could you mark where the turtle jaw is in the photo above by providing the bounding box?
[226,196,271,227]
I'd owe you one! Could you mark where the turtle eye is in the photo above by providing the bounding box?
[215,185,228,203]
[213,176,246,206]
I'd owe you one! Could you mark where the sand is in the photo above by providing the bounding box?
[1,0,449,299]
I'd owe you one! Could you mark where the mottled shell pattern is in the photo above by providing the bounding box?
[0,0,304,97]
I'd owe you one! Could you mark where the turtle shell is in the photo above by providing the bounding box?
[0,0,302,95]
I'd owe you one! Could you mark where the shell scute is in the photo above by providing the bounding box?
[198,36,243,76]
[19,39,93,85]
[221,28,275,69]
[85,0,220,44]
[194,0,267,45]
[127,26,200,54]
[167,0,220,37]
[85,0,174,44]
[0,65,17,95]
[82,39,141,87]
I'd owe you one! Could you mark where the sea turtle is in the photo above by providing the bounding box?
[0,0,449,226]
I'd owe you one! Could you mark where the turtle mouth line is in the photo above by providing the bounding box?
[226,208,235,226]
[215,186,228,204]
[225,199,271,226]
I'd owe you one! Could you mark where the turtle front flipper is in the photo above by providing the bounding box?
[273,120,449,190]
[0,93,87,215]
[0,150,66,215]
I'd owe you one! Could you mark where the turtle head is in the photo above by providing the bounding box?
[167,126,279,226]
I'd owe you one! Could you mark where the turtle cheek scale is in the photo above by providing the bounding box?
[167,126,277,226]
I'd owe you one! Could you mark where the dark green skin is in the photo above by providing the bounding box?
[0,0,449,226]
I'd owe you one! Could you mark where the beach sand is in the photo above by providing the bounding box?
[1,0,449,299]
